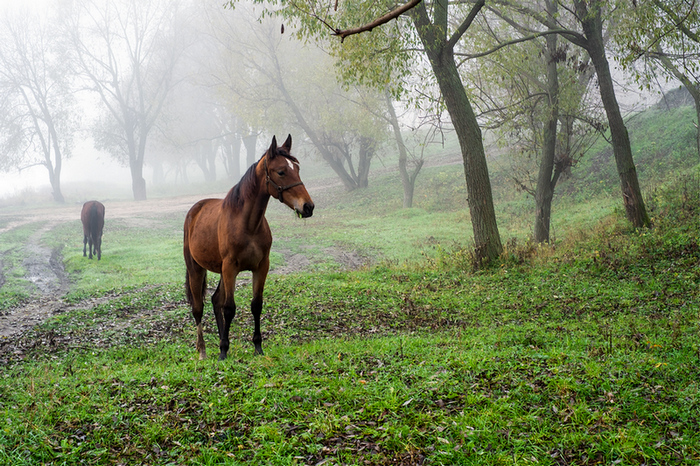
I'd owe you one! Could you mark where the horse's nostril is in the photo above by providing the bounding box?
[303,203,314,217]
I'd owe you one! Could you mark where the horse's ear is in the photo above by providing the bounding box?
[282,134,292,151]
[268,136,278,158]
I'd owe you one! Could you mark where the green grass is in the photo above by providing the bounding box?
[1,181,698,465]
[0,105,699,465]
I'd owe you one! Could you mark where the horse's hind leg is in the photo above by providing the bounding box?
[95,236,102,260]
[83,234,88,257]
[88,235,94,259]
[186,265,208,360]
[211,279,225,341]
[251,258,270,356]
[219,261,239,360]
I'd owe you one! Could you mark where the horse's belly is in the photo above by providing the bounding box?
[191,248,223,274]
[189,230,224,273]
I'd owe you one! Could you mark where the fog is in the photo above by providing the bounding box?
[0,0,349,204]
[0,142,129,197]
[0,0,680,206]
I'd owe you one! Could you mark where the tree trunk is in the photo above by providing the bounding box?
[195,142,217,183]
[357,138,373,188]
[227,136,242,182]
[696,105,700,160]
[412,2,503,265]
[534,27,560,244]
[576,1,650,228]
[131,163,147,201]
[385,90,423,208]
[242,134,258,168]
[48,123,65,204]
[441,60,502,263]
[49,168,64,203]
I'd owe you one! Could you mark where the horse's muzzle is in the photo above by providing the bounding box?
[298,202,314,218]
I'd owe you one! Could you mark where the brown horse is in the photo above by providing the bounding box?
[81,200,105,260]
[183,135,314,359]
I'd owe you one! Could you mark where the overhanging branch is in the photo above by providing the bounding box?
[332,0,422,42]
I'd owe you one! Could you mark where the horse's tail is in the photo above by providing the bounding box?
[185,266,194,306]
[183,220,206,307]
[89,202,101,240]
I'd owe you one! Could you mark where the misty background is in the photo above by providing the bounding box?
[0,0,677,204]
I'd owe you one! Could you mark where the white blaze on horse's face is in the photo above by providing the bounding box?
[287,174,310,216]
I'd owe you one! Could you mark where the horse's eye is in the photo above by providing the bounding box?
[277,170,285,176]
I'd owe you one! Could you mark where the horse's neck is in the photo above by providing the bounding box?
[241,191,271,232]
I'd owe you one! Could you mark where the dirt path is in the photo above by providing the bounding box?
[0,217,73,340]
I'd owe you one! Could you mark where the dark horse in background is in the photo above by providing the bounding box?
[183,135,314,359]
[81,200,105,260]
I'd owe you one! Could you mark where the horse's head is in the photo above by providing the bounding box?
[263,134,314,218]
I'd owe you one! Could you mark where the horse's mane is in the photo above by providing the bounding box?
[222,147,299,211]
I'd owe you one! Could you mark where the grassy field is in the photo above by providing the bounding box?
[0,106,699,465]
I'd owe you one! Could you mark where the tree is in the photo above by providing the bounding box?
[487,0,651,229]
[67,0,189,200]
[385,90,424,208]
[616,0,700,158]
[0,7,78,203]
[473,1,601,243]
[258,0,505,264]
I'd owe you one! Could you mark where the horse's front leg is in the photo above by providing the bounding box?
[251,257,270,356]
[83,234,88,257]
[219,261,239,360]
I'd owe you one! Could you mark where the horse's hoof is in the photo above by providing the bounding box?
[198,351,206,360]
[218,352,227,361]
[254,346,264,356]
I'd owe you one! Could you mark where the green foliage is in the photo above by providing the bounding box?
[614,0,700,84]
[253,0,418,98]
